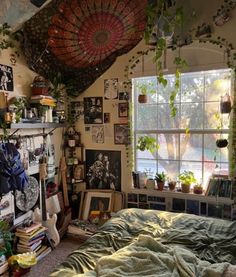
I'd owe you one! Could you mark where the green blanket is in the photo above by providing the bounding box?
[50,209,236,277]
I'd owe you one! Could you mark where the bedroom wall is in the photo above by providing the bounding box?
[0,45,64,169]
[74,0,236,193]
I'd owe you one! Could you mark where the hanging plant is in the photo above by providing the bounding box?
[137,135,159,153]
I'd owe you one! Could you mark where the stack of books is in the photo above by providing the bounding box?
[15,222,52,261]
[30,95,57,107]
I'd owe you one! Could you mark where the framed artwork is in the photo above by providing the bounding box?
[114,124,129,144]
[118,102,128,117]
[104,113,110,123]
[84,97,103,124]
[104,78,118,100]
[0,64,13,92]
[71,101,84,120]
[118,91,129,101]
[92,125,104,144]
[82,191,113,220]
[86,149,121,191]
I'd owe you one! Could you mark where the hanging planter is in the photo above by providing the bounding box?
[220,93,231,113]
[138,94,148,103]
[216,138,228,148]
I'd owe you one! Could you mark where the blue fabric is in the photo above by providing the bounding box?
[0,143,28,196]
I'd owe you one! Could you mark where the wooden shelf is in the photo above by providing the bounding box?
[9,123,66,129]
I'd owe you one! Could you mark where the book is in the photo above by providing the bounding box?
[17,240,42,253]
[16,222,42,234]
[15,226,47,240]
[36,247,52,262]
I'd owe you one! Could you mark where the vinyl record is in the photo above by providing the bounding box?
[15,176,39,212]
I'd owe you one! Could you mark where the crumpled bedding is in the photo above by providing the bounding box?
[50,208,236,277]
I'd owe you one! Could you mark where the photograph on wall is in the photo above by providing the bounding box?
[118,91,129,101]
[114,124,130,144]
[104,113,110,123]
[104,78,118,100]
[86,149,121,191]
[92,125,104,144]
[0,64,13,91]
[71,101,84,120]
[84,97,103,124]
[118,102,128,117]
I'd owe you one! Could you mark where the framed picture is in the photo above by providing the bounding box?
[0,64,13,92]
[71,101,84,121]
[118,92,129,101]
[114,124,129,144]
[104,113,110,123]
[82,191,113,220]
[86,149,121,191]
[118,102,128,117]
[104,78,118,100]
[92,125,104,144]
[84,97,103,124]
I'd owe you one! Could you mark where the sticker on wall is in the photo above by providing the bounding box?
[0,64,13,91]
[92,125,104,144]
[86,149,121,191]
[71,101,84,120]
[84,97,103,124]
[104,78,118,100]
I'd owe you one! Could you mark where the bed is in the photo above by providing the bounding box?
[50,208,236,277]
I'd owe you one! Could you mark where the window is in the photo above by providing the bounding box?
[133,69,232,188]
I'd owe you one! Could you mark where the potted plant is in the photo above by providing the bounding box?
[137,82,155,103]
[155,171,167,191]
[178,171,196,193]
[193,183,203,194]
[216,138,228,148]
[168,179,176,191]
[137,136,159,153]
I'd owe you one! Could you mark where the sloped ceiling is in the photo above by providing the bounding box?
[21,0,148,96]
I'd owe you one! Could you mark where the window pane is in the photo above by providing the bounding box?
[204,102,221,129]
[205,70,231,102]
[136,104,157,130]
[157,104,180,129]
[136,159,157,176]
[180,134,202,161]
[158,160,179,180]
[181,74,204,103]
[180,103,203,129]
[204,162,228,187]
[158,134,179,160]
[158,75,180,103]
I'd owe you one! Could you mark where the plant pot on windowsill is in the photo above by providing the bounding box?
[193,185,203,194]
[157,182,164,191]
[168,181,176,191]
[181,183,190,193]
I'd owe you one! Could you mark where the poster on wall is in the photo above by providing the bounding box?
[0,64,13,91]
[86,149,121,191]
[84,97,103,124]
[92,125,104,144]
[71,101,84,120]
[104,78,118,100]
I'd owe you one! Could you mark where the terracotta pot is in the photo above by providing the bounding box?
[193,186,203,194]
[157,182,164,191]
[138,94,147,103]
[181,183,190,193]
[168,181,176,191]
